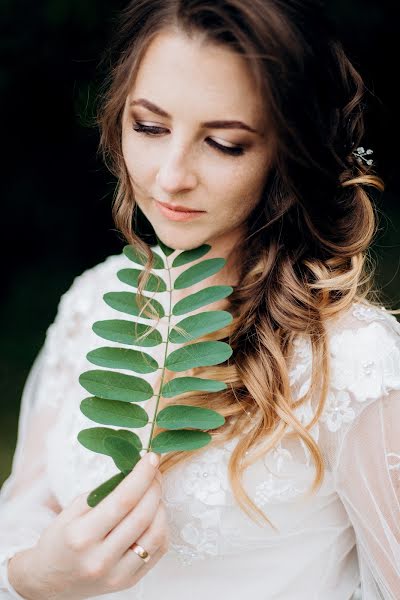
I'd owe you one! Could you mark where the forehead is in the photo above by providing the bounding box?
[127,29,265,124]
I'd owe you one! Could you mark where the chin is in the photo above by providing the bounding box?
[154,228,211,252]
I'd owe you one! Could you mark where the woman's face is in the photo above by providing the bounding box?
[121,29,274,251]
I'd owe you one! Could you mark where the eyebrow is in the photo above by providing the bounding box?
[129,98,259,134]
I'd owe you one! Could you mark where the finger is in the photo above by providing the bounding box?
[133,502,169,557]
[109,505,169,587]
[108,547,166,592]
[56,490,94,525]
[101,478,161,558]
[77,452,160,540]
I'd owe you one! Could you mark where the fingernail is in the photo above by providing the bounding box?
[148,452,160,467]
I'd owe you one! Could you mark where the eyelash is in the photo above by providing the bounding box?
[131,122,245,157]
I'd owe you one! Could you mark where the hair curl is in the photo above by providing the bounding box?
[94,0,397,528]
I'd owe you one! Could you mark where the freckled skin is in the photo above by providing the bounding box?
[121,28,274,289]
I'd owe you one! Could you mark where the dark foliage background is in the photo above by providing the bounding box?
[1,0,399,484]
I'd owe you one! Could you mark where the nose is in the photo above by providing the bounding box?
[156,147,198,194]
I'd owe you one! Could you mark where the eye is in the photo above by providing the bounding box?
[132,121,245,157]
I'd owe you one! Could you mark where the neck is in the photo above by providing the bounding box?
[162,226,245,309]
[172,226,245,288]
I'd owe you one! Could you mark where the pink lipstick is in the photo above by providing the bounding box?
[155,200,205,222]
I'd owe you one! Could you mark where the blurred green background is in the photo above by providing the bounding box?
[1,0,399,486]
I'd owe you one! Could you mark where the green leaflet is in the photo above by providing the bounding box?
[171,244,211,267]
[92,319,163,346]
[103,291,165,319]
[79,370,154,402]
[87,472,126,508]
[165,340,233,371]
[157,237,174,256]
[172,285,233,315]
[103,436,141,474]
[118,268,167,292]
[78,427,143,454]
[151,429,212,453]
[156,405,225,430]
[169,310,233,343]
[80,397,149,427]
[123,244,165,269]
[161,376,227,398]
[86,347,159,373]
[78,241,234,507]
[174,258,226,289]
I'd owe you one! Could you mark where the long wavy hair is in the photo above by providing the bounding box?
[94,0,395,528]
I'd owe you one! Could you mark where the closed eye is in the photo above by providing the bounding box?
[131,121,245,157]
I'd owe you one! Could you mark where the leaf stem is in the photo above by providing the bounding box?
[146,254,173,452]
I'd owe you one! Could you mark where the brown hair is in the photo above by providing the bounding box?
[94,0,395,528]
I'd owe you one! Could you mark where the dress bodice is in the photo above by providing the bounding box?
[1,248,399,599]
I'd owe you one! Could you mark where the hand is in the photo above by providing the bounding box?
[8,452,169,600]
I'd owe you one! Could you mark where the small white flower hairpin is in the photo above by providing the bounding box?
[352,146,374,166]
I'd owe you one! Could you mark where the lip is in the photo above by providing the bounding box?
[154,200,205,222]
[156,200,204,212]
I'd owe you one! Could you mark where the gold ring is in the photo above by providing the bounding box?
[131,543,151,563]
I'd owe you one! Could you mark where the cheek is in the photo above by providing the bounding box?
[122,138,159,199]
[216,157,269,220]
[121,122,164,172]
[122,135,145,175]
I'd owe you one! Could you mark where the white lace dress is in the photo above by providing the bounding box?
[1,248,399,600]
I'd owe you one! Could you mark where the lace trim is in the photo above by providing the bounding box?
[329,321,400,403]
[320,390,355,433]
[288,303,400,434]
[352,303,388,322]
[254,444,308,506]
[163,442,238,565]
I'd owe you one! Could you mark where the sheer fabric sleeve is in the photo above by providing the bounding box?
[332,319,400,599]
[0,347,62,598]
[0,265,97,599]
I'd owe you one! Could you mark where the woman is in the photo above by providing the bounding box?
[1,1,399,598]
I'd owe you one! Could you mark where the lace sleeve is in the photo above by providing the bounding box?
[332,314,400,599]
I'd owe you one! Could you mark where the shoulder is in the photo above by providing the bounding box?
[56,252,128,313]
[322,301,400,434]
[43,252,128,354]
[43,244,164,354]
[56,243,164,312]
[29,252,131,412]
[326,301,400,403]
[288,300,400,435]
